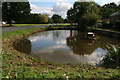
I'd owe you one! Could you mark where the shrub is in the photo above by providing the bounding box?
[100,44,120,69]
[78,13,100,31]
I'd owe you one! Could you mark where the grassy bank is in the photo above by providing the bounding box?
[5,23,70,27]
[95,28,120,33]
[5,24,50,27]
[2,27,120,79]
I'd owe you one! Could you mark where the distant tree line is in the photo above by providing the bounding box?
[2,1,119,28]
[2,2,66,26]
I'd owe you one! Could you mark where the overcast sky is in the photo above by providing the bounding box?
[29,0,119,18]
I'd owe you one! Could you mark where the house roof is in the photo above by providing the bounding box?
[110,10,120,17]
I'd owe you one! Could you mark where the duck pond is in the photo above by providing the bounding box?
[13,30,120,65]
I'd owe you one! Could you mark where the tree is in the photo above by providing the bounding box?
[51,14,63,23]
[67,8,76,25]
[48,18,53,23]
[38,14,48,23]
[2,2,31,26]
[79,13,100,30]
[67,1,100,30]
[64,19,69,23]
[100,3,119,19]
[74,1,100,22]
[28,13,41,24]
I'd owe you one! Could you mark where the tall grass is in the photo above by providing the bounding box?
[101,44,120,69]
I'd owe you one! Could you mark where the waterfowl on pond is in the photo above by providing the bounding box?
[87,32,96,39]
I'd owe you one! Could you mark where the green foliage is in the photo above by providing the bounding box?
[48,18,53,23]
[2,2,31,25]
[67,8,76,23]
[51,14,63,23]
[38,15,48,23]
[67,1,100,30]
[79,13,100,30]
[63,19,69,23]
[21,14,49,24]
[100,2,119,19]
[26,14,42,24]
[101,44,120,69]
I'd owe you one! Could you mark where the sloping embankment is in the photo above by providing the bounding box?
[95,29,120,39]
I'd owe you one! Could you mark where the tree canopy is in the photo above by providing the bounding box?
[24,14,49,24]
[51,14,63,23]
[2,2,31,25]
[2,2,49,24]
[38,14,48,23]
[100,2,119,19]
[67,1,100,30]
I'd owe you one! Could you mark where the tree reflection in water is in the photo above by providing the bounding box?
[67,31,99,55]
[13,38,31,54]
[66,30,119,55]
[13,30,120,65]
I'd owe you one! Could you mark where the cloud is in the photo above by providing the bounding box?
[41,10,53,17]
[29,0,119,3]
[51,2,72,18]
[30,0,119,18]
[29,0,75,2]
[94,0,119,5]
[30,4,52,13]
[30,2,72,18]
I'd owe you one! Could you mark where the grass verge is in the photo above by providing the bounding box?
[5,23,70,27]
[2,27,120,79]
[5,24,51,27]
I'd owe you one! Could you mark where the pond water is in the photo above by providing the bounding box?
[13,30,120,65]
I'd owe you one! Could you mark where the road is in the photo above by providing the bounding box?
[2,25,49,33]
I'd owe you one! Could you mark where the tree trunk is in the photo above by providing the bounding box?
[9,23,12,26]
[8,21,12,26]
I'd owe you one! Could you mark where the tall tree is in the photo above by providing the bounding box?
[74,1,100,22]
[67,1,100,30]
[67,8,76,25]
[100,3,118,19]
[80,13,100,30]
[2,2,31,26]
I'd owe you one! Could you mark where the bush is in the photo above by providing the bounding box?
[78,13,100,31]
[100,44,120,69]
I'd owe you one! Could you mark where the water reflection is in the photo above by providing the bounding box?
[13,30,120,65]
[13,38,31,54]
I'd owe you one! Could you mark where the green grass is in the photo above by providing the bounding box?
[2,27,46,39]
[95,28,120,33]
[56,23,70,25]
[2,27,120,79]
[6,24,51,27]
[5,23,70,27]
